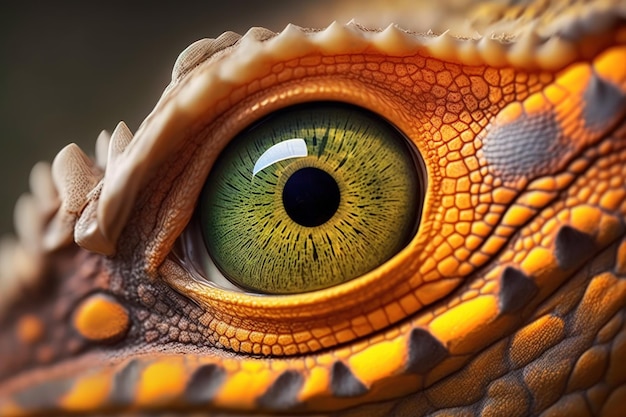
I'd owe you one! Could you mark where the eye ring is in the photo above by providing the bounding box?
[157,76,440,355]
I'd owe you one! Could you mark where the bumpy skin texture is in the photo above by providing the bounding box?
[1,1,626,416]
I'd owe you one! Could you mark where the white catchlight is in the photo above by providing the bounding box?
[252,138,308,177]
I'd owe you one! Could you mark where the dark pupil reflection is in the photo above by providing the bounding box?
[282,167,340,227]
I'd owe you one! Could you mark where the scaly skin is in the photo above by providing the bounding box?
[0,1,626,416]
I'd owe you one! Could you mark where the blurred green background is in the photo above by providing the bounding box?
[0,1,344,236]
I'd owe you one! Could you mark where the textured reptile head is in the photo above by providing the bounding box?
[1,1,626,416]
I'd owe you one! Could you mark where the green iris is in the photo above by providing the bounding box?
[200,103,422,294]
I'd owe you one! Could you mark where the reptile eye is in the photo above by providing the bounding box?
[197,102,424,294]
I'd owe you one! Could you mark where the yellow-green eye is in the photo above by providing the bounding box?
[199,103,423,294]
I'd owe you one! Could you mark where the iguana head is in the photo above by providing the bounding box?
[1,1,626,415]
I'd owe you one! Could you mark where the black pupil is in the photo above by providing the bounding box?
[282,167,340,227]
